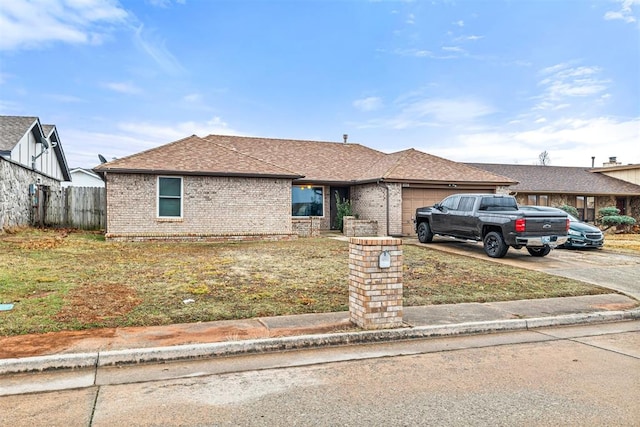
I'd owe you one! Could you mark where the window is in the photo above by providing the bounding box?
[440,195,460,210]
[527,194,549,206]
[458,197,475,212]
[586,196,595,222]
[158,177,182,218]
[292,186,323,216]
[479,196,518,211]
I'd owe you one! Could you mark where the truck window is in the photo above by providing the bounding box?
[479,197,518,211]
[458,197,475,212]
[441,195,460,210]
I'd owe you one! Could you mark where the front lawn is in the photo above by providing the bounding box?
[0,228,613,336]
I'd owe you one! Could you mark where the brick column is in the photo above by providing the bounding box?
[349,237,403,329]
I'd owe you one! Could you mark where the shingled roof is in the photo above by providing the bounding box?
[371,149,516,185]
[468,163,640,195]
[0,116,40,152]
[97,134,515,185]
[94,135,302,179]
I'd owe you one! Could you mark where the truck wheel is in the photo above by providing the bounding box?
[417,222,433,243]
[527,246,551,257]
[483,231,508,258]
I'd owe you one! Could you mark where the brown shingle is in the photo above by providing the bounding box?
[203,134,386,183]
[469,163,640,195]
[94,135,302,178]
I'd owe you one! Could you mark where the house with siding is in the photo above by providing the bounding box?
[0,115,71,230]
[94,134,515,241]
[468,163,640,222]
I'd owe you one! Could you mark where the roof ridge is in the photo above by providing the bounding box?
[381,149,414,179]
[203,133,376,149]
[202,135,302,176]
[95,134,201,169]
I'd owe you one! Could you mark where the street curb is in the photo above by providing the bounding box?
[2,309,639,375]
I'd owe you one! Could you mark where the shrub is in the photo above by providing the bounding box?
[598,206,636,232]
[334,191,354,231]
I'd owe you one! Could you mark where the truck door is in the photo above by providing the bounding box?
[457,196,477,238]
[431,195,461,234]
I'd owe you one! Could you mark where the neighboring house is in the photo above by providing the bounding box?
[468,163,640,222]
[94,134,514,241]
[0,115,71,230]
[61,168,105,188]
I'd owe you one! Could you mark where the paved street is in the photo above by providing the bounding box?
[2,321,638,426]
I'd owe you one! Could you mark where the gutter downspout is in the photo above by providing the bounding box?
[377,180,391,236]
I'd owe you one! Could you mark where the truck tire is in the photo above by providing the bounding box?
[527,246,551,257]
[417,221,433,243]
[483,231,509,258]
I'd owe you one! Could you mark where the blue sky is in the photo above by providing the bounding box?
[1,0,639,169]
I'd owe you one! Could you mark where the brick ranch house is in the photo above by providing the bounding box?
[468,162,640,223]
[94,134,514,241]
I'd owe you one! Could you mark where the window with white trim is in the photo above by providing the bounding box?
[158,176,182,218]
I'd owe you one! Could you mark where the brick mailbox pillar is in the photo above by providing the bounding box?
[348,237,403,329]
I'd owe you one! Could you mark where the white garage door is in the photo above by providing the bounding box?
[401,188,493,236]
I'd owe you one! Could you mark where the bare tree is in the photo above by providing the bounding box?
[538,150,551,166]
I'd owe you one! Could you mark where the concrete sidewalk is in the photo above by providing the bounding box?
[1,293,638,375]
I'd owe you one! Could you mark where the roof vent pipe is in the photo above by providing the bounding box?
[343,134,348,143]
[591,156,595,168]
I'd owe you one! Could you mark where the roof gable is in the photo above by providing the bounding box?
[0,116,39,152]
[469,163,640,195]
[375,149,516,184]
[94,135,302,178]
[0,115,71,181]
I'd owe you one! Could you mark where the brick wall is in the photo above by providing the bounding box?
[350,182,402,236]
[292,217,321,237]
[343,216,378,237]
[349,237,403,329]
[104,173,294,240]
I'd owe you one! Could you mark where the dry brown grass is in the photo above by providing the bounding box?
[603,233,640,254]
[0,228,613,336]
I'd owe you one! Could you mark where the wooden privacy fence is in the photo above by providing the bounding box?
[45,187,106,230]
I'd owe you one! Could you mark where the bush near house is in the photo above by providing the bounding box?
[598,206,637,233]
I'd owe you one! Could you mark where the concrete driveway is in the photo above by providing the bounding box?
[408,237,640,300]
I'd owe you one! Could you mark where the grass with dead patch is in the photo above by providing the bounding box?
[0,228,622,336]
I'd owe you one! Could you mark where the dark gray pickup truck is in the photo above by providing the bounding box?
[414,194,569,258]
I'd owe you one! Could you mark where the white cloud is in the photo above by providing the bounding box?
[118,117,238,141]
[406,13,415,25]
[64,117,239,167]
[442,46,465,53]
[103,81,142,94]
[183,93,203,103]
[354,96,495,130]
[535,63,610,110]
[353,96,383,112]
[604,0,639,23]
[133,24,186,75]
[454,20,464,27]
[427,116,640,166]
[0,0,129,51]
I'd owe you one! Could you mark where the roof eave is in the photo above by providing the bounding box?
[96,168,302,180]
